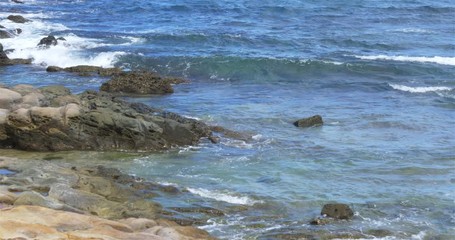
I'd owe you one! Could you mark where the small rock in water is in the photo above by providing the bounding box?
[321,203,354,220]
[293,115,323,128]
[7,15,31,23]
[0,30,13,39]
[37,35,58,47]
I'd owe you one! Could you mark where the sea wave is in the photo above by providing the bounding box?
[354,55,455,66]
[187,187,262,206]
[388,84,453,93]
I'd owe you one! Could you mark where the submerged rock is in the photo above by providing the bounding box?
[0,85,212,151]
[293,115,323,128]
[100,71,187,94]
[0,30,12,39]
[7,15,31,23]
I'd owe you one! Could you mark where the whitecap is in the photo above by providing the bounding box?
[186,187,262,205]
[353,55,455,66]
[388,84,453,93]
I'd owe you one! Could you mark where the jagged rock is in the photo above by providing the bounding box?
[0,44,8,59]
[37,35,57,47]
[293,115,323,128]
[100,71,187,94]
[321,203,354,220]
[0,86,212,151]
[7,15,30,23]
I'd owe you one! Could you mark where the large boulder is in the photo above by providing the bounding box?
[100,71,187,94]
[1,86,212,151]
[7,15,31,23]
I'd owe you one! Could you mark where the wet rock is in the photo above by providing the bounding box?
[0,25,4,28]
[0,58,32,66]
[46,66,63,72]
[0,30,13,39]
[37,35,57,47]
[61,65,122,76]
[321,203,354,220]
[100,71,186,94]
[0,44,8,59]
[210,125,253,141]
[293,115,323,128]
[7,15,31,24]
[15,28,22,34]
[12,0,24,3]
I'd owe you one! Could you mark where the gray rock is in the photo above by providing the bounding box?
[321,203,354,220]
[0,30,13,39]
[0,88,22,109]
[293,115,323,128]
[7,15,31,24]
[37,35,57,48]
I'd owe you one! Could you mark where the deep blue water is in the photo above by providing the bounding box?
[1,0,454,239]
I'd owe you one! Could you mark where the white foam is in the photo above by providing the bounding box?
[354,55,455,66]
[187,187,262,206]
[0,12,125,68]
[389,84,453,93]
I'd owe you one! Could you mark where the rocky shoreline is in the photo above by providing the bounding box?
[0,156,214,239]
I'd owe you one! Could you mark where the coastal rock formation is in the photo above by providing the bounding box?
[0,157,214,240]
[47,65,122,76]
[38,35,58,47]
[0,43,32,66]
[7,15,31,23]
[100,71,187,94]
[293,115,323,128]
[0,85,212,151]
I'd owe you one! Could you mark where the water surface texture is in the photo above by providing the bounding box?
[1,0,454,239]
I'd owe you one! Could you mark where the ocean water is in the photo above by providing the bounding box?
[1,0,454,239]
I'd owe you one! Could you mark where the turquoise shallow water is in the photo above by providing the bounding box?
[1,0,454,239]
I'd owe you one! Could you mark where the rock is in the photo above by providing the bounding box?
[0,25,4,28]
[37,35,57,47]
[46,66,63,72]
[0,88,22,109]
[0,30,12,39]
[0,205,213,240]
[15,28,22,34]
[7,15,31,24]
[293,115,323,128]
[0,43,8,59]
[210,125,253,141]
[12,0,24,3]
[57,37,66,41]
[100,71,186,94]
[309,217,333,225]
[0,58,32,66]
[1,86,212,151]
[63,65,122,76]
[321,203,354,220]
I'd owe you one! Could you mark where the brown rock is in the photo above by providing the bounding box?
[293,115,323,128]
[321,203,354,220]
[7,15,31,24]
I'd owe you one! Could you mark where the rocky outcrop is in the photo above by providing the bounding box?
[0,157,214,240]
[0,43,32,66]
[100,71,187,94]
[0,85,212,151]
[47,65,122,76]
[7,15,31,23]
[293,115,323,128]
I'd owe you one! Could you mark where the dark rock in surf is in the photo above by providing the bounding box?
[0,30,13,39]
[0,25,5,28]
[293,115,323,128]
[0,44,8,60]
[12,0,25,4]
[321,203,354,220]
[64,65,122,76]
[46,66,63,72]
[100,71,187,95]
[37,35,58,47]
[7,15,31,24]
